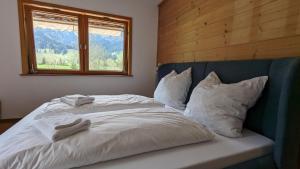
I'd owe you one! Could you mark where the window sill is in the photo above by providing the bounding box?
[20,73,133,77]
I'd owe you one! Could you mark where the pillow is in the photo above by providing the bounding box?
[154,68,192,110]
[184,72,268,137]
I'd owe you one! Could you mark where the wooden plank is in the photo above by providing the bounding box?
[158,0,300,63]
[227,12,300,45]
[193,0,276,27]
[194,48,227,61]
[225,43,256,60]
[159,1,300,42]
[255,35,300,58]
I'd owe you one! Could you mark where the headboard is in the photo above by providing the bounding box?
[156,57,300,169]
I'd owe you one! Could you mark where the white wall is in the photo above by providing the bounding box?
[0,0,159,119]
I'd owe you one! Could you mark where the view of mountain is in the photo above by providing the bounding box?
[34,27,124,56]
[33,27,124,71]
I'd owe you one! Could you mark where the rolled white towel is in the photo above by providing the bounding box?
[61,94,95,107]
[42,114,82,130]
[34,118,91,142]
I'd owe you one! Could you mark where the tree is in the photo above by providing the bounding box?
[41,57,47,65]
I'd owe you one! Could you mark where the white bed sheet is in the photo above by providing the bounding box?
[78,129,273,169]
[2,94,163,139]
[0,95,214,169]
[0,95,274,169]
[35,94,163,119]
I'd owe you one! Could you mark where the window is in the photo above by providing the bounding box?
[18,0,132,75]
[32,10,81,71]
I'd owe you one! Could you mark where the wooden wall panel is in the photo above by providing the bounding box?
[158,0,300,64]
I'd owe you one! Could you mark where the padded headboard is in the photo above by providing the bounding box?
[156,57,300,169]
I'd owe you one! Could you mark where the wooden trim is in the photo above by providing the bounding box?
[79,15,87,73]
[24,5,82,17]
[123,22,129,75]
[20,72,133,76]
[84,15,131,75]
[87,14,129,26]
[158,0,166,7]
[18,0,132,76]
[24,6,37,72]
[83,15,89,72]
[127,18,133,75]
[18,0,29,74]
[24,5,83,74]
[21,0,131,21]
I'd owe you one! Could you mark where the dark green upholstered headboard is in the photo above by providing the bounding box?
[156,57,300,169]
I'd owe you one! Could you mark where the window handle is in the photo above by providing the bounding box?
[31,64,36,73]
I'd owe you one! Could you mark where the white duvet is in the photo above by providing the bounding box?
[35,94,163,119]
[0,95,213,169]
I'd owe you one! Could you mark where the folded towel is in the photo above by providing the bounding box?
[43,114,82,130]
[34,117,91,142]
[64,94,92,100]
[61,94,95,107]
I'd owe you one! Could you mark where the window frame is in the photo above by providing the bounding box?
[18,0,132,76]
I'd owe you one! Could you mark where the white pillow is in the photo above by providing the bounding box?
[184,72,268,137]
[154,68,192,110]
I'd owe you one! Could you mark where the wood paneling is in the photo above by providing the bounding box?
[158,0,300,64]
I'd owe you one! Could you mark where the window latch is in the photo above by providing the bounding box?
[31,64,36,73]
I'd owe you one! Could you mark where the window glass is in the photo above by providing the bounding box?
[32,11,80,70]
[88,19,125,72]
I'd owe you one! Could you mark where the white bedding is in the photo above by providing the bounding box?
[35,94,163,119]
[0,95,213,169]
[79,129,273,169]
[2,94,162,139]
[0,94,274,169]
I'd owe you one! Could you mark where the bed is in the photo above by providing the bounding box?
[80,128,273,169]
[1,57,299,169]
[156,57,300,169]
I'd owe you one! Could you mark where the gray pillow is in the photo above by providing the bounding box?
[184,72,268,137]
[154,68,192,110]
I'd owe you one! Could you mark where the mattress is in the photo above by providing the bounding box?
[79,130,274,169]
[0,96,214,169]
[1,95,274,169]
